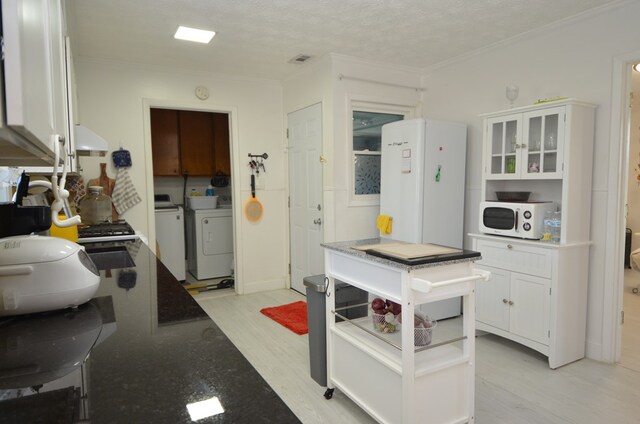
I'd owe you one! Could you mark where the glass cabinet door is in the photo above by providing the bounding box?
[523,106,565,178]
[486,114,522,178]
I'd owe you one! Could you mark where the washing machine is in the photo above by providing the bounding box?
[154,195,186,281]
[186,207,233,280]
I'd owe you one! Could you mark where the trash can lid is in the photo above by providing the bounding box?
[303,274,326,292]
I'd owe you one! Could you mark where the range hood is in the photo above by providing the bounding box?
[75,125,108,156]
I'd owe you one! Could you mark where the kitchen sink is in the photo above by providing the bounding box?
[86,246,135,270]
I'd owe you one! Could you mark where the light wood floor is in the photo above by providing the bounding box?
[196,289,640,423]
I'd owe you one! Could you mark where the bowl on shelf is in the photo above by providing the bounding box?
[186,195,219,210]
[414,321,437,346]
[372,312,398,333]
[495,191,531,202]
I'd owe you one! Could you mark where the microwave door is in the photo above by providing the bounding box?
[483,207,515,230]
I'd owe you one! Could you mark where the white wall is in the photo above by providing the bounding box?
[75,61,287,294]
[284,54,423,248]
[330,55,423,242]
[282,55,334,248]
[421,1,640,361]
[626,71,640,248]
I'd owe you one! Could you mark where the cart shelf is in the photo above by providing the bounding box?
[332,320,469,377]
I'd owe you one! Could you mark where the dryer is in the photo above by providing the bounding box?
[187,207,233,280]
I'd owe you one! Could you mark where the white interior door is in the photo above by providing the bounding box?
[288,103,323,294]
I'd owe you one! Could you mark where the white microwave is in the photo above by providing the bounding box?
[479,201,557,239]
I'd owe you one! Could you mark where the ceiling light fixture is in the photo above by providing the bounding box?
[174,26,215,44]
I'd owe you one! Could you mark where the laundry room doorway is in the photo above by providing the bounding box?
[142,99,242,293]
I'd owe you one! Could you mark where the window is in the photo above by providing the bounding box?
[351,110,404,201]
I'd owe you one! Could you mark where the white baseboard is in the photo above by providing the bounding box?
[586,339,606,362]
[242,278,287,294]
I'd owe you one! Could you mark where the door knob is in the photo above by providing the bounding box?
[502,298,508,304]
[314,218,322,225]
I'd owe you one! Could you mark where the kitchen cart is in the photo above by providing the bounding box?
[322,239,488,424]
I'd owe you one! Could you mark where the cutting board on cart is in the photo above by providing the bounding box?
[87,162,118,222]
[353,242,460,259]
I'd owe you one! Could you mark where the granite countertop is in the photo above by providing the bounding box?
[322,238,481,271]
[0,239,299,423]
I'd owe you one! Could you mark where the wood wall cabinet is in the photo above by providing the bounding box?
[150,109,180,175]
[150,108,230,177]
[212,113,231,176]
[179,110,216,176]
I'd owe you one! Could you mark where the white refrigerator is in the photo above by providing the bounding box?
[380,118,467,319]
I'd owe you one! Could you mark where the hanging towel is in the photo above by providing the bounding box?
[112,168,141,215]
[376,214,393,235]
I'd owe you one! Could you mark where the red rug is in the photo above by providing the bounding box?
[260,301,308,335]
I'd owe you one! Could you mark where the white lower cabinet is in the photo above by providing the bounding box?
[476,265,550,345]
[472,234,589,369]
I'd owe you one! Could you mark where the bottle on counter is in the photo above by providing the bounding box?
[542,211,554,242]
[205,184,215,196]
[551,211,562,243]
[78,186,112,225]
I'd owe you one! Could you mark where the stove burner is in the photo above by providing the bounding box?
[78,220,136,238]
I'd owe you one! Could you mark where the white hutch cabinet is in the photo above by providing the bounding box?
[471,99,596,369]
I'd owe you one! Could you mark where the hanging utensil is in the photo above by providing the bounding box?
[244,172,263,222]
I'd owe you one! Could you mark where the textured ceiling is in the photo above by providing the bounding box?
[68,0,619,80]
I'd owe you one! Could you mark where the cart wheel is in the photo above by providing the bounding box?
[323,388,334,400]
[633,287,639,294]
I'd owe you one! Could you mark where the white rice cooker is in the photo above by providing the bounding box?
[0,235,100,316]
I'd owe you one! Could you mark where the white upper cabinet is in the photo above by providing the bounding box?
[486,113,521,178]
[484,105,566,180]
[522,106,565,178]
[0,0,68,166]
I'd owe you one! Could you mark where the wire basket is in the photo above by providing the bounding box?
[414,321,437,346]
[372,312,398,333]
